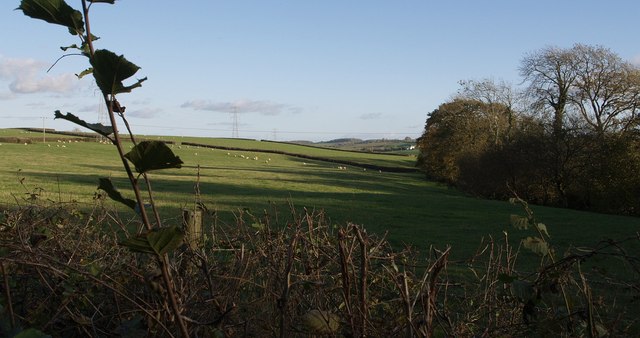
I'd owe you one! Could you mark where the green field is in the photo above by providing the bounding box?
[1,129,638,262]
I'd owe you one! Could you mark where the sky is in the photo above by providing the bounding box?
[1,1,639,142]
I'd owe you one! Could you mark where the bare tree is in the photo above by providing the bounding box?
[520,46,578,139]
[570,44,640,136]
[519,46,582,206]
[457,78,521,144]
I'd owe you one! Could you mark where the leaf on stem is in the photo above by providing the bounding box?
[17,0,84,35]
[124,141,184,174]
[120,226,185,255]
[54,111,114,137]
[76,67,93,79]
[97,177,136,210]
[91,49,147,95]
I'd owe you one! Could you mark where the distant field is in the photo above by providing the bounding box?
[150,135,418,170]
[0,128,85,139]
[1,129,638,264]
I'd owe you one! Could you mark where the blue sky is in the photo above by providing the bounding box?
[1,1,639,141]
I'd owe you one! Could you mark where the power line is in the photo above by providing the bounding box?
[231,106,239,138]
[127,124,418,136]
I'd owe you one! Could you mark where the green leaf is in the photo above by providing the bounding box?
[54,111,113,137]
[522,236,549,256]
[91,49,147,95]
[97,178,136,210]
[124,141,183,174]
[18,0,84,36]
[120,226,184,255]
[119,236,155,254]
[147,226,185,255]
[60,43,80,51]
[89,0,116,3]
[76,67,93,79]
[61,38,95,56]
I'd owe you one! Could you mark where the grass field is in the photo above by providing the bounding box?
[1,129,638,263]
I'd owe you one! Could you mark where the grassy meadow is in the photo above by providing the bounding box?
[1,128,638,263]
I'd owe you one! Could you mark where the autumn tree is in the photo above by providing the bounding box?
[417,99,505,184]
[419,45,640,214]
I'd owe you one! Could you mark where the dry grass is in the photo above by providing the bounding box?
[0,199,637,337]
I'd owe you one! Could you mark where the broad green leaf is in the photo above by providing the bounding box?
[147,226,185,255]
[97,178,136,210]
[522,236,549,256]
[18,0,84,36]
[119,236,155,254]
[91,49,147,95]
[89,0,116,3]
[124,141,183,174]
[120,226,184,255]
[54,111,114,137]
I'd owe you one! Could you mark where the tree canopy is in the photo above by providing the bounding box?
[418,44,640,215]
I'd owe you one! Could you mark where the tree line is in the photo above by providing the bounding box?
[417,44,640,215]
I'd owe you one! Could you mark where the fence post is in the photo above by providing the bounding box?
[182,207,203,250]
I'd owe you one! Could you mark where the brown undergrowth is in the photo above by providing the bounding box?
[0,200,638,337]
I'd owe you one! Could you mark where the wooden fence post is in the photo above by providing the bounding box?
[182,207,203,250]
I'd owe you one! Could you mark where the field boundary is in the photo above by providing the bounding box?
[16,128,420,173]
[181,141,421,173]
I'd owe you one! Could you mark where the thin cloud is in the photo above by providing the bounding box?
[632,54,640,66]
[0,56,78,94]
[0,91,15,100]
[360,112,383,120]
[181,98,299,116]
[128,107,163,119]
